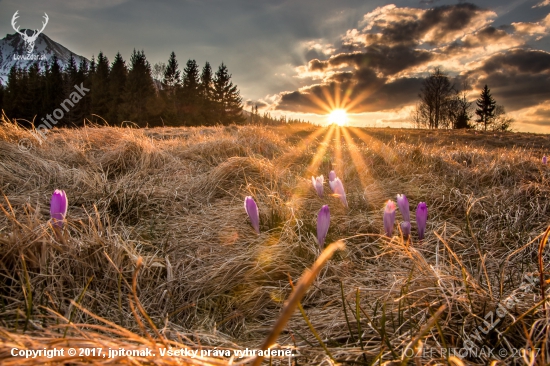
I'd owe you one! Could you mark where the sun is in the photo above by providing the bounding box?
[328,109,348,126]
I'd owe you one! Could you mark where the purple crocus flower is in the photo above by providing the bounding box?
[311,175,324,197]
[332,178,348,208]
[543,156,547,165]
[244,196,260,234]
[328,170,337,191]
[400,221,411,239]
[396,194,410,222]
[383,200,396,237]
[416,202,428,240]
[317,205,330,249]
[50,189,68,228]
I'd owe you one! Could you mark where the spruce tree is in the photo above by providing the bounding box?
[123,49,156,126]
[76,59,90,125]
[475,84,496,131]
[108,52,128,124]
[180,59,201,125]
[199,61,214,125]
[3,66,21,118]
[162,52,181,123]
[213,63,244,125]
[63,55,79,124]
[163,52,181,91]
[44,56,65,124]
[26,63,43,124]
[91,52,110,123]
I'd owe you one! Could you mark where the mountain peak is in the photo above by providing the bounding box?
[0,32,89,84]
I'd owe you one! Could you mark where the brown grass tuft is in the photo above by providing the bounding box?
[1,121,550,364]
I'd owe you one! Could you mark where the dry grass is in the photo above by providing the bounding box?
[1,118,550,365]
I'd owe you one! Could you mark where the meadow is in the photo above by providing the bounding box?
[1,119,550,365]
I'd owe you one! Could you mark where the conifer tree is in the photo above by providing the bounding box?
[123,49,156,126]
[213,63,244,125]
[475,84,496,131]
[25,63,44,123]
[76,58,91,124]
[108,52,128,123]
[163,52,181,92]
[63,55,79,124]
[4,66,23,118]
[162,51,181,122]
[91,52,110,123]
[180,59,201,125]
[199,61,215,125]
[44,56,64,123]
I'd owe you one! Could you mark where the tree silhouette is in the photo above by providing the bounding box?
[181,59,201,125]
[415,68,455,129]
[108,52,128,124]
[199,61,215,125]
[63,55,79,124]
[76,58,90,125]
[123,49,156,126]
[213,63,244,125]
[0,50,263,128]
[475,84,496,131]
[162,52,181,122]
[91,52,110,123]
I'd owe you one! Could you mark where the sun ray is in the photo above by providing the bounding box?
[340,127,375,195]
[334,126,344,178]
[305,124,336,176]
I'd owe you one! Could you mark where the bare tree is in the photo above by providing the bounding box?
[152,62,167,82]
[415,68,455,129]
[491,105,514,131]
[448,82,472,129]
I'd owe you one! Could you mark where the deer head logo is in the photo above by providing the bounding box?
[11,11,49,54]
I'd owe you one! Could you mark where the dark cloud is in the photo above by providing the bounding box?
[480,48,550,74]
[371,3,486,46]
[276,69,422,113]
[278,4,488,113]
[473,49,550,111]
[308,45,433,76]
[444,26,510,53]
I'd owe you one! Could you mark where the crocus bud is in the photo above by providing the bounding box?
[332,178,348,208]
[396,194,410,222]
[317,205,330,249]
[416,202,428,240]
[50,190,68,228]
[383,200,396,237]
[543,156,547,165]
[311,175,324,197]
[400,221,411,239]
[244,196,260,234]
[328,170,337,191]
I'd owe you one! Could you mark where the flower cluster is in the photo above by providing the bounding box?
[383,194,428,240]
[243,175,430,250]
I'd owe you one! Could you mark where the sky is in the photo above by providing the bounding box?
[0,0,549,132]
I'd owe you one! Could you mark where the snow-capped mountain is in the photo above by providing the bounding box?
[0,31,88,85]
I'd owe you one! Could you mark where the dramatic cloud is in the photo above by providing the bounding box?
[533,0,550,8]
[273,2,550,130]
[277,69,422,113]
[470,49,550,111]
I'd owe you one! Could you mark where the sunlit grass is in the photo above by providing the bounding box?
[0,119,549,365]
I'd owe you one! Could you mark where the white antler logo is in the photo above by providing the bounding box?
[11,10,49,54]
